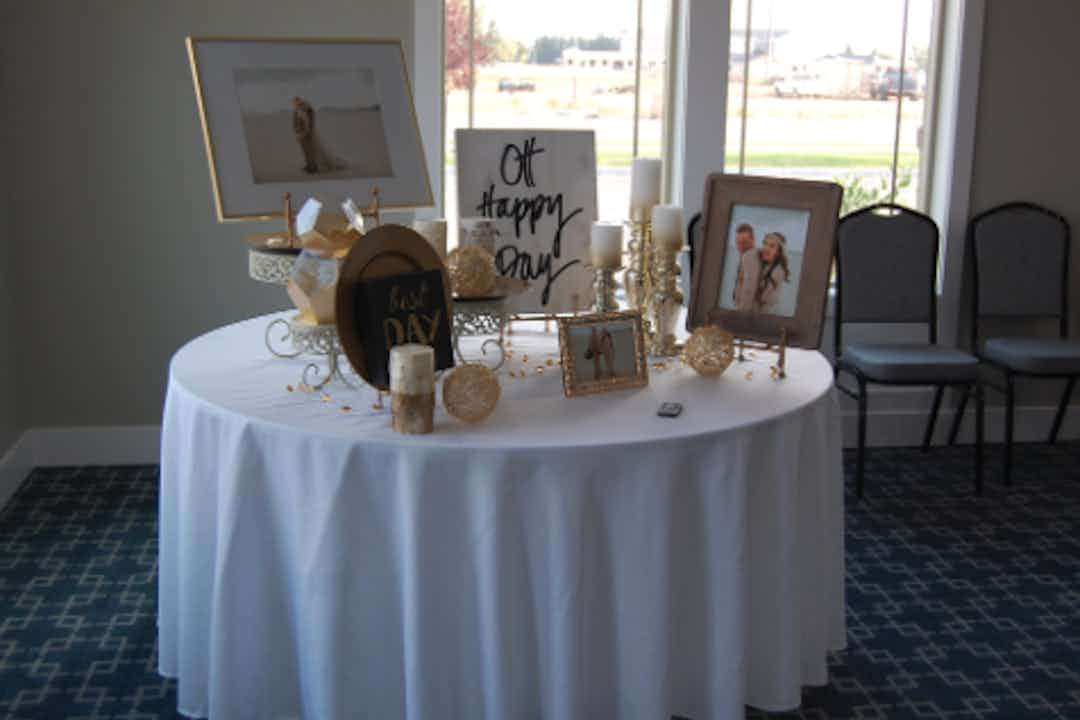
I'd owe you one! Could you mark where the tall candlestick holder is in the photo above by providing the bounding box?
[624,207,652,312]
[590,265,620,313]
[625,207,655,348]
[647,244,684,357]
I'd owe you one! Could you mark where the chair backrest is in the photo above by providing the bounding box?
[969,202,1070,346]
[686,212,703,278]
[835,204,939,356]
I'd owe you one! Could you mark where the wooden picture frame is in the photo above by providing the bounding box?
[558,311,648,398]
[187,37,432,221]
[688,174,842,349]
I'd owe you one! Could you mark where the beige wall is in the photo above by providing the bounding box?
[969,0,1080,334]
[0,38,19,454]
[5,1,413,428]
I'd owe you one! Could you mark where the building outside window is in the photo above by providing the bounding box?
[726,0,939,215]
[444,0,941,228]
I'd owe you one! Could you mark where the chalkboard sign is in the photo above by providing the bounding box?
[355,269,454,388]
[456,129,597,314]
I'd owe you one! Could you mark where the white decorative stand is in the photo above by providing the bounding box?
[452,297,511,371]
[264,316,356,391]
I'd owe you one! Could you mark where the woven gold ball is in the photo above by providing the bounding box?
[683,325,736,377]
[446,246,497,298]
[442,363,501,423]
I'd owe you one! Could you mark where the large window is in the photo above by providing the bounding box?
[444,0,671,233]
[726,0,939,214]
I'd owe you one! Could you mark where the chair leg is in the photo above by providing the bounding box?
[922,385,944,451]
[1049,377,1076,444]
[1004,374,1015,488]
[856,378,868,499]
[974,382,984,496]
[947,386,970,446]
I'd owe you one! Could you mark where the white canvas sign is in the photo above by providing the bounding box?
[456,129,597,314]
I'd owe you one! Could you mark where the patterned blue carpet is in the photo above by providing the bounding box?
[1,445,1079,719]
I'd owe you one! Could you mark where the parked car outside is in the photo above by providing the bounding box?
[497,78,537,93]
[773,73,831,98]
[869,68,923,100]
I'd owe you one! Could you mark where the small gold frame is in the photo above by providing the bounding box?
[558,311,649,398]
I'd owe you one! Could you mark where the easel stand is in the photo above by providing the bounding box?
[735,328,788,379]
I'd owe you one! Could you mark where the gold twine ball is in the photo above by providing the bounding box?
[442,363,501,423]
[446,246,497,298]
[683,325,736,377]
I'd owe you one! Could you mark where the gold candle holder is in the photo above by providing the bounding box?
[590,265,620,313]
[647,243,684,357]
[624,207,652,312]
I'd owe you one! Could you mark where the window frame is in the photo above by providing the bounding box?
[432,0,680,216]
[413,0,986,344]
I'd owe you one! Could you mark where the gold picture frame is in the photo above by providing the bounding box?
[187,36,433,222]
[558,311,649,398]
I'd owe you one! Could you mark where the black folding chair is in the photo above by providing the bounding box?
[834,204,984,498]
[948,202,1079,485]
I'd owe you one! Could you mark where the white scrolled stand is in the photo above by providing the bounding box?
[158,312,846,720]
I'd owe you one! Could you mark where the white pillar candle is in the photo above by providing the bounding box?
[412,219,448,258]
[651,205,684,251]
[589,222,623,268]
[389,344,435,396]
[629,157,662,212]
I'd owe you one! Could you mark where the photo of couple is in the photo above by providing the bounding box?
[559,311,648,397]
[717,204,809,318]
[569,320,637,382]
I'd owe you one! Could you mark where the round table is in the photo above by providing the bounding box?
[158,313,845,720]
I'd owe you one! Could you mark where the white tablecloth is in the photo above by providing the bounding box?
[158,313,845,720]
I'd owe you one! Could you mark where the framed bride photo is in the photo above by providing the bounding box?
[187,37,432,220]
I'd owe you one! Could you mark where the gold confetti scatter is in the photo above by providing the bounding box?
[321,393,331,403]
[745,371,754,380]
[536,366,544,375]
[545,358,555,367]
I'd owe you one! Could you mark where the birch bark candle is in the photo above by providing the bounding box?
[650,205,685,251]
[589,222,623,268]
[389,344,436,434]
[629,158,662,213]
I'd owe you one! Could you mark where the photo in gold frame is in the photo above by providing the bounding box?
[558,311,649,398]
[187,36,432,221]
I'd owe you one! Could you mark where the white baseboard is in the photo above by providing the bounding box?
[839,403,1080,447]
[27,425,162,467]
[0,432,33,512]
[0,425,161,512]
